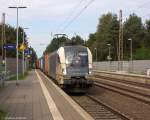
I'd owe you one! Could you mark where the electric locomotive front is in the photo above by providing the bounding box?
[58,45,93,92]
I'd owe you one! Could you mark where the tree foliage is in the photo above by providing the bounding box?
[87,13,119,61]
[29,47,37,68]
[44,12,150,61]
[45,36,67,53]
[45,35,85,53]
[87,13,150,61]
[71,35,84,45]
[0,24,26,57]
[144,20,150,48]
[123,14,145,59]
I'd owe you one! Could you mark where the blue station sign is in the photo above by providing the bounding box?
[3,44,16,50]
[24,49,30,55]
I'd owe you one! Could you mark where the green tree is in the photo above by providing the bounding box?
[0,24,27,58]
[71,35,84,45]
[144,20,150,48]
[108,15,119,60]
[45,36,67,53]
[91,13,119,61]
[123,14,145,59]
[45,35,85,54]
[87,33,96,60]
[87,33,96,48]
[134,47,150,60]
[29,47,37,68]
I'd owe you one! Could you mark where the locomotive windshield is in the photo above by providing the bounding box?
[65,47,88,67]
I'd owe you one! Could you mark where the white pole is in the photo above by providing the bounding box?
[109,45,111,71]
[16,7,19,85]
[22,31,25,76]
[94,48,97,62]
[8,6,27,85]
[107,44,111,71]
[3,13,7,77]
[131,39,133,61]
[131,38,133,72]
[96,48,97,62]
[128,38,133,72]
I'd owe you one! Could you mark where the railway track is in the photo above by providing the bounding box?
[70,72,150,120]
[89,74,150,104]
[71,95,130,120]
[93,72,150,88]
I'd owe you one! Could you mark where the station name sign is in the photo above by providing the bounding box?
[3,44,16,50]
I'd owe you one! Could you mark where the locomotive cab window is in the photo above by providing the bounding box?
[65,49,88,67]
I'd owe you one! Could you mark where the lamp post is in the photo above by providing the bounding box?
[22,28,29,76]
[128,38,133,72]
[8,6,27,85]
[107,44,111,71]
[128,38,132,61]
[107,44,111,59]
[94,48,97,62]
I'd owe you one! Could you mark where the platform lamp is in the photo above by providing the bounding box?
[8,6,27,85]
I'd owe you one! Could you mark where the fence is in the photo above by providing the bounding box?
[93,60,150,74]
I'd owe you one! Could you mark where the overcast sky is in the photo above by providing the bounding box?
[0,0,150,57]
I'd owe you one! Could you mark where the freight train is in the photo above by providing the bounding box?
[36,45,93,93]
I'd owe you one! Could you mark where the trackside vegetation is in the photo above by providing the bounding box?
[45,13,150,61]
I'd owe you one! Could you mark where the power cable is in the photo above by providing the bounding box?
[55,0,87,33]
[61,0,95,32]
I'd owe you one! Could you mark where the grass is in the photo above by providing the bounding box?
[9,71,29,81]
[0,109,7,120]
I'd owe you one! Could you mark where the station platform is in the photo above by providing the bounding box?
[0,70,93,120]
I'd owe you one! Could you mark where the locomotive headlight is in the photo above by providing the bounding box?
[66,59,69,64]
[89,64,92,74]
[62,68,67,75]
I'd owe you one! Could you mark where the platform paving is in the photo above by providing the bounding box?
[0,71,53,120]
[36,70,93,120]
[0,70,93,120]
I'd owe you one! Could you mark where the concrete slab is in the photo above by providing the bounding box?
[0,70,94,120]
[36,70,94,120]
[0,71,53,120]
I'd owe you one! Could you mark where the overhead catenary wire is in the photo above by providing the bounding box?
[60,0,149,32]
[61,0,95,32]
[55,0,87,33]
